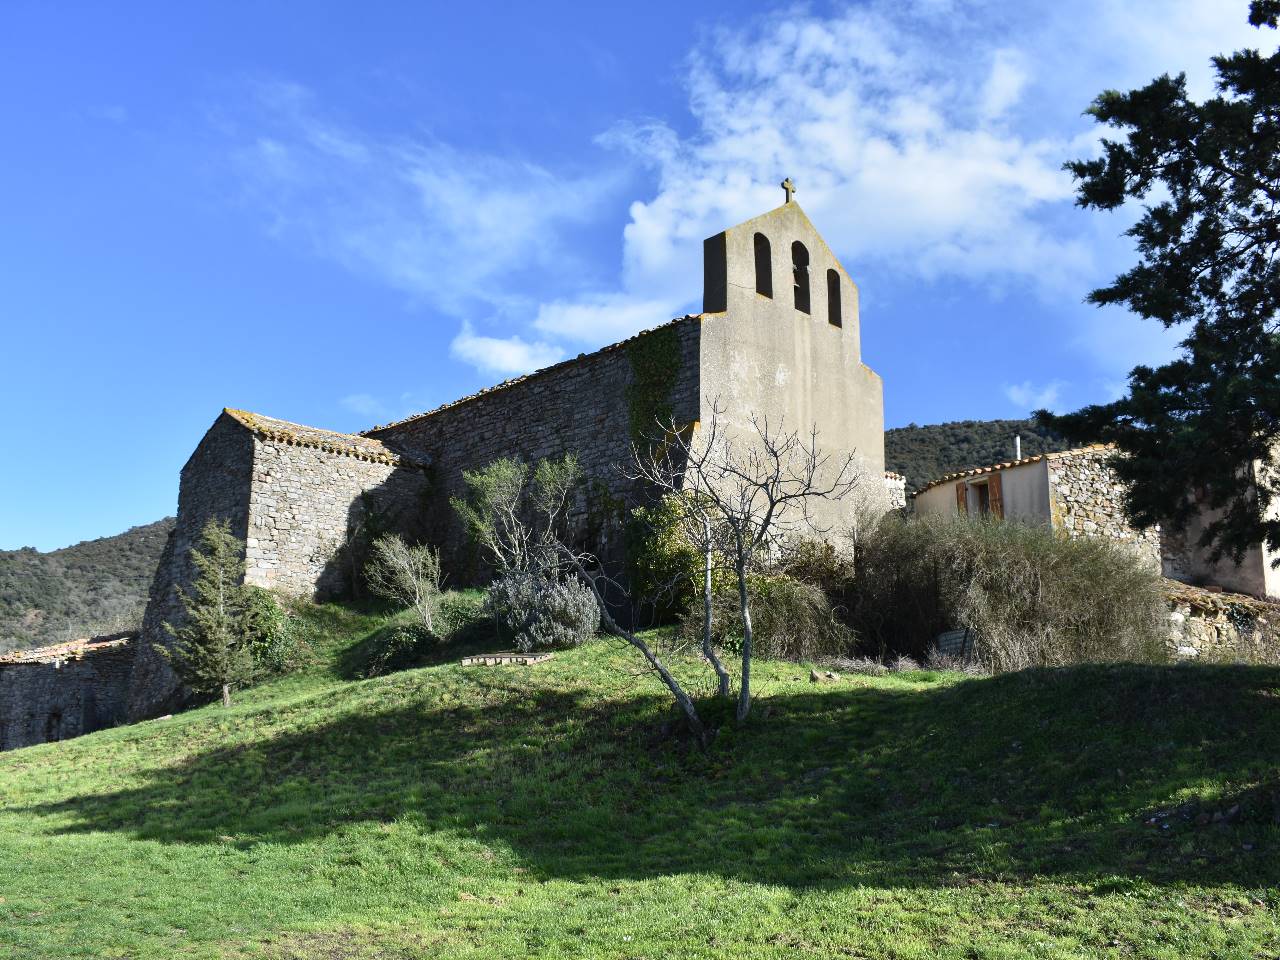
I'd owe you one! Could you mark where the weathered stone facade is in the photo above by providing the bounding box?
[119,198,887,719]
[128,411,430,719]
[884,473,907,511]
[1164,580,1280,662]
[0,635,133,751]
[246,433,429,598]
[1047,447,1162,569]
[367,317,702,575]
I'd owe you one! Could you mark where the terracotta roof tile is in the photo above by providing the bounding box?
[224,409,426,467]
[911,443,1115,496]
[0,633,132,666]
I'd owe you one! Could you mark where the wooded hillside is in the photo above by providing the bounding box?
[0,518,174,654]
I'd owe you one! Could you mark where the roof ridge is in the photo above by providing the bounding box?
[362,315,699,436]
[912,443,1117,496]
[223,408,426,468]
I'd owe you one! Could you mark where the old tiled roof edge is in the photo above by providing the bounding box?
[361,315,700,436]
[0,633,132,666]
[1163,578,1280,612]
[911,443,1116,497]
[224,409,427,468]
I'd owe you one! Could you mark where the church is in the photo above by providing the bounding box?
[127,187,891,718]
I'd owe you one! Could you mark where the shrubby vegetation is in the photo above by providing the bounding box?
[161,520,307,706]
[678,573,853,663]
[485,572,598,653]
[351,589,490,679]
[846,515,1168,672]
[0,517,174,653]
[364,534,444,634]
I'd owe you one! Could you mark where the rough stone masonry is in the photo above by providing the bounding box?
[126,194,889,719]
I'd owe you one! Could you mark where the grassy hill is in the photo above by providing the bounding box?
[0,518,174,654]
[1,603,1277,959]
[885,419,1069,493]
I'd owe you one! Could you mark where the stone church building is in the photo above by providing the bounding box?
[128,190,890,718]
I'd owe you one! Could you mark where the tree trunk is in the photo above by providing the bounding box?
[563,550,707,748]
[701,531,731,698]
[221,683,231,708]
[735,556,753,722]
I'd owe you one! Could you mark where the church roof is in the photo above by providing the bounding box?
[223,409,426,467]
[362,315,699,436]
[912,444,1115,496]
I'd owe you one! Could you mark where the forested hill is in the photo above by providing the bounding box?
[885,419,1069,493]
[0,518,174,654]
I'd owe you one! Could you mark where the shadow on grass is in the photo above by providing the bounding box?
[22,661,1280,891]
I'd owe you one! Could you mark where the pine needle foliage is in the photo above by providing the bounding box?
[160,519,259,708]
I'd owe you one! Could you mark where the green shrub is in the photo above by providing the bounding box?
[359,623,434,678]
[627,495,701,620]
[850,515,1167,672]
[680,574,855,663]
[437,590,488,639]
[241,586,309,675]
[485,573,599,652]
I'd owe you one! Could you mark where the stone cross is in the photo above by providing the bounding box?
[781,177,796,203]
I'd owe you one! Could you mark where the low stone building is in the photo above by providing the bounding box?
[0,634,133,751]
[911,444,1162,568]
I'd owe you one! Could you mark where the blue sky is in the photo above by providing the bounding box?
[1,1,1271,551]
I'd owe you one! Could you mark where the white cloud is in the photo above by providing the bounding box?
[534,293,685,343]
[229,82,614,320]
[226,3,1274,378]
[449,321,563,377]
[339,393,388,418]
[1005,380,1064,412]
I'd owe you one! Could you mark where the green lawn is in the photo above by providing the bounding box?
[1,603,1278,959]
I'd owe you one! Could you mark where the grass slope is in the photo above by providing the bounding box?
[0,518,175,653]
[1,605,1278,959]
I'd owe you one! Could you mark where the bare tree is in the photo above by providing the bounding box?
[456,453,709,746]
[629,449,734,699]
[364,534,444,634]
[640,402,863,722]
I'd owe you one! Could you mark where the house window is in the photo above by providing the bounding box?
[753,233,772,297]
[792,241,810,314]
[974,482,991,516]
[826,269,842,327]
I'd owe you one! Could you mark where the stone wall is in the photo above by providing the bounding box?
[246,436,429,598]
[1047,447,1162,569]
[368,318,702,576]
[129,413,255,719]
[0,636,134,751]
[884,473,907,511]
[1164,580,1280,662]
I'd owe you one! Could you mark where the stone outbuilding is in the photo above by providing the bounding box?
[0,634,133,751]
[911,444,1162,569]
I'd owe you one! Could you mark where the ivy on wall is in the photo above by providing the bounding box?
[625,325,683,449]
